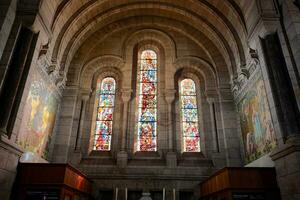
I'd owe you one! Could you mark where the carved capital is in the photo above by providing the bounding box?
[218,87,233,102]
[164,89,176,104]
[121,89,132,102]
[80,89,90,101]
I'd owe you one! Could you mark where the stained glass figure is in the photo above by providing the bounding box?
[93,77,116,151]
[137,50,157,151]
[180,79,201,152]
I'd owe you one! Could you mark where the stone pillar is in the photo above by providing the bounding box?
[0,27,38,136]
[165,89,177,168]
[207,97,219,153]
[117,89,132,168]
[74,94,89,151]
[270,137,300,200]
[52,86,79,163]
[218,88,242,167]
[262,32,300,200]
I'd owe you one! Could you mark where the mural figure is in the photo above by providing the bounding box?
[17,72,58,159]
[238,73,277,163]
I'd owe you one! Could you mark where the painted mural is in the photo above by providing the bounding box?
[238,72,277,163]
[18,71,58,159]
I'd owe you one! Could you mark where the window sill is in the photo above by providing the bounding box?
[89,150,112,158]
[180,152,205,159]
[133,151,161,159]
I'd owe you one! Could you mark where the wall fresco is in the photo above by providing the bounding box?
[18,71,58,159]
[238,72,277,163]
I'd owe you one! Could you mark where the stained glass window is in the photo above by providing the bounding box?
[93,77,116,151]
[137,50,157,151]
[180,79,201,152]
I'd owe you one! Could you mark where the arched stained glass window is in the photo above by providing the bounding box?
[180,79,201,152]
[93,77,116,151]
[137,50,157,151]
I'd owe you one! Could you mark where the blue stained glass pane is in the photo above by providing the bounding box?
[101,77,116,94]
[140,83,156,95]
[99,95,115,107]
[139,108,156,122]
[141,59,157,70]
[138,94,156,108]
[95,121,112,135]
[138,122,156,137]
[140,70,157,83]
[94,134,111,151]
[181,96,197,109]
[183,136,200,152]
[182,122,199,137]
[180,79,196,95]
[97,107,113,121]
[182,109,198,122]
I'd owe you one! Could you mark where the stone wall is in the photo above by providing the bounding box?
[0,0,299,199]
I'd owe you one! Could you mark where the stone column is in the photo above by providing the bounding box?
[207,97,219,153]
[117,89,132,168]
[261,32,300,200]
[218,88,242,167]
[74,94,89,152]
[165,89,177,168]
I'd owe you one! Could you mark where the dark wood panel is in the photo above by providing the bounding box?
[199,167,280,200]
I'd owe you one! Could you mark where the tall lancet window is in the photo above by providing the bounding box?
[93,77,116,151]
[137,50,157,151]
[180,79,201,152]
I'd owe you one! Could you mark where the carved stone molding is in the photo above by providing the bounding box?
[231,48,262,99]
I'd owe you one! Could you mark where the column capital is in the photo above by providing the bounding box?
[206,97,218,104]
[205,89,218,104]
[165,89,176,104]
[121,89,132,103]
[217,87,233,102]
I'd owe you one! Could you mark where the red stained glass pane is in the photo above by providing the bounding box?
[140,83,156,95]
[138,122,156,137]
[141,50,157,60]
[138,136,157,151]
[94,134,111,151]
[141,59,157,70]
[183,136,200,152]
[139,94,156,108]
[183,122,199,137]
[95,121,112,135]
[97,107,113,121]
[180,79,196,95]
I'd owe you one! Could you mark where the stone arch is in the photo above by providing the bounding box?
[122,29,176,90]
[79,55,125,89]
[173,56,219,92]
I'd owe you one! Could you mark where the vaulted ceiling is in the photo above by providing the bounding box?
[40,0,251,83]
